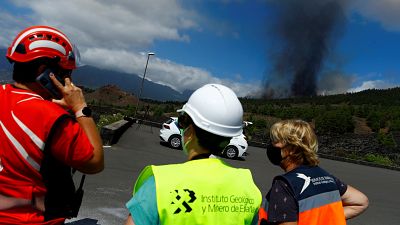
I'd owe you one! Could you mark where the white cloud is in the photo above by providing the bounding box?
[352,0,400,32]
[347,80,398,93]
[12,0,196,48]
[82,47,261,97]
[0,0,259,97]
[0,9,32,48]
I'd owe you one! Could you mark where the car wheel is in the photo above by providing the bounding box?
[224,145,238,159]
[168,135,182,149]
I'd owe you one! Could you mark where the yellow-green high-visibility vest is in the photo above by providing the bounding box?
[134,158,262,225]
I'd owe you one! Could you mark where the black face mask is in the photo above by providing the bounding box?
[266,143,283,166]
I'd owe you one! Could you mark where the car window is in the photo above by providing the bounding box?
[165,118,174,124]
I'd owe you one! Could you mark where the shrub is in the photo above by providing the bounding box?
[315,109,354,134]
[97,113,125,129]
[367,111,386,132]
[377,131,397,148]
[389,119,400,132]
[254,118,267,129]
[153,106,165,118]
[363,153,393,166]
[125,105,136,117]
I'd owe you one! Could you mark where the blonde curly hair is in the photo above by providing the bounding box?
[270,119,319,166]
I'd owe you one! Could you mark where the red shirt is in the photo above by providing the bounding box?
[0,84,93,224]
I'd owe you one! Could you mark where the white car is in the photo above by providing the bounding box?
[159,117,248,159]
[159,117,181,149]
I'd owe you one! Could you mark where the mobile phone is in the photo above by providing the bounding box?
[36,69,64,99]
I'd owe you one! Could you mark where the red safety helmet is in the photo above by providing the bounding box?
[6,25,80,70]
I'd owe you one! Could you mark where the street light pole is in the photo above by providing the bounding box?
[134,52,154,119]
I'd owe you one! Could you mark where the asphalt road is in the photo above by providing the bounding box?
[66,124,400,225]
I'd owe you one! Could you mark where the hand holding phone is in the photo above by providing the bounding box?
[36,69,64,99]
[47,73,87,114]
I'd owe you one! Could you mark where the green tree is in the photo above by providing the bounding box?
[377,131,397,148]
[315,109,354,134]
[389,119,400,132]
[153,106,165,118]
[367,111,385,132]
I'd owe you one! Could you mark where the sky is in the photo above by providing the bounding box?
[0,0,399,97]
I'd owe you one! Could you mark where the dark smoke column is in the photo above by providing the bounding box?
[264,0,346,98]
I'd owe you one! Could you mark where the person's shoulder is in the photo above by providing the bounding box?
[15,97,68,115]
[313,165,336,177]
[153,162,186,170]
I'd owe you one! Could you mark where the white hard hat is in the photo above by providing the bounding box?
[178,84,243,137]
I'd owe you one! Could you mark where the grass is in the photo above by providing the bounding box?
[363,153,394,167]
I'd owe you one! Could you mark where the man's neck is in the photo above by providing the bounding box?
[282,161,300,172]
[13,82,30,90]
[188,146,211,161]
[13,82,50,99]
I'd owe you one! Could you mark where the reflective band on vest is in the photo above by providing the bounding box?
[299,190,341,212]
[134,158,262,225]
[279,166,346,225]
[0,120,40,170]
[0,94,45,171]
[0,193,31,210]
[12,111,45,151]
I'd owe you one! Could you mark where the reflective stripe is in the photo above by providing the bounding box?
[2,84,5,90]
[10,27,72,56]
[17,96,41,104]
[29,40,66,55]
[0,120,40,171]
[11,91,43,99]
[0,193,45,211]
[298,190,341,213]
[0,193,31,210]
[12,111,45,151]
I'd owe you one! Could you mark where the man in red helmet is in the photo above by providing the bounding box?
[0,26,104,224]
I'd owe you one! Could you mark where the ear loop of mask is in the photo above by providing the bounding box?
[180,127,191,155]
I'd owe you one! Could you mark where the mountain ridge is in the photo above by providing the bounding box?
[0,48,191,101]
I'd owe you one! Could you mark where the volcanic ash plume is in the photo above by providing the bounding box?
[264,0,347,98]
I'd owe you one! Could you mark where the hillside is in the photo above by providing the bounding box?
[73,65,189,101]
[84,85,138,107]
[240,88,400,168]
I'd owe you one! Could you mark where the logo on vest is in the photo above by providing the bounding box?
[199,194,257,215]
[297,173,311,194]
[0,157,3,172]
[171,189,197,214]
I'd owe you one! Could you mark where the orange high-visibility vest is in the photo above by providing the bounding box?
[257,207,268,225]
[265,166,346,225]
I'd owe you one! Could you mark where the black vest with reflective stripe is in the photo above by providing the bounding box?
[278,166,342,213]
